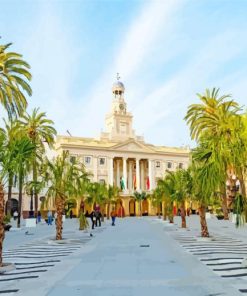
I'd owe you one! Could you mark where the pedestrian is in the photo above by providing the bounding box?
[47,210,53,225]
[13,210,18,221]
[111,208,117,226]
[70,210,73,219]
[90,210,96,229]
[95,210,102,227]
[37,211,42,223]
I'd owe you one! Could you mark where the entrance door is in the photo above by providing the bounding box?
[142,199,149,216]
[5,198,18,215]
[129,199,135,216]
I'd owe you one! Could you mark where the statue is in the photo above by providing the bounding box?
[120,176,125,191]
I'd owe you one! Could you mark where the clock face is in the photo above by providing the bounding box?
[119,103,125,110]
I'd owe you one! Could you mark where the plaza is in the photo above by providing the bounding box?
[1,216,247,295]
[1,1,247,295]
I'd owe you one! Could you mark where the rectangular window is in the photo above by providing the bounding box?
[99,179,105,185]
[70,156,76,164]
[178,163,183,169]
[99,157,106,166]
[84,156,92,165]
[167,162,172,169]
[156,161,161,168]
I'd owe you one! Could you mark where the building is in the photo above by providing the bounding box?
[55,79,190,216]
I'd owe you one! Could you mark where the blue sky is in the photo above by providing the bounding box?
[1,0,247,147]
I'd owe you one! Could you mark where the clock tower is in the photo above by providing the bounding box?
[101,76,136,141]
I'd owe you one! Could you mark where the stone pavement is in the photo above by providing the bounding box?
[1,216,247,295]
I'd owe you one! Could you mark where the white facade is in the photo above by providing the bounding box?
[55,79,190,195]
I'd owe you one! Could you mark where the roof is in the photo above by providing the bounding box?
[55,135,190,156]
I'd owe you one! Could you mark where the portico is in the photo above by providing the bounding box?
[110,157,153,193]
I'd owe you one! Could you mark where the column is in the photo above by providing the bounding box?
[123,157,127,191]
[148,159,153,190]
[93,156,98,182]
[116,160,120,188]
[140,161,144,190]
[128,161,133,191]
[136,158,140,191]
[108,157,113,186]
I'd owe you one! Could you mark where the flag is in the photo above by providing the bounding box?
[146,176,150,190]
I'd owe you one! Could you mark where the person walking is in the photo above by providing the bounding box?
[47,210,53,225]
[13,210,18,221]
[90,210,96,229]
[95,210,102,227]
[37,211,42,223]
[111,208,117,226]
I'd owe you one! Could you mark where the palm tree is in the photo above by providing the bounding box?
[0,118,23,215]
[75,169,91,230]
[133,191,146,216]
[18,108,56,217]
[150,187,163,218]
[0,42,32,118]
[12,137,35,227]
[0,128,12,266]
[157,176,175,223]
[105,185,119,220]
[184,88,239,141]
[44,151,81,240]
[184,88,243,219]
[86,182,107,215]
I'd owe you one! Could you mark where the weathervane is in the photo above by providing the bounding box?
[116,72,120,81]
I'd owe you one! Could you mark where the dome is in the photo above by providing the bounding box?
[112,80,125,94]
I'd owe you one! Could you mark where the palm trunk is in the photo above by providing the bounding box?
[180,201,186,228]
[169,201,174,223]
[55,196,64,240]
[7,172,13,215]
[162,201,167,220]
[239,170,247,197]
[0,184,5,266]
[221,184,229,220]
[157,204,161,218]
[107,202,110,220]
[199,205,209,237]
[33,158,38,217]
[101,204,105,222]
[222,194,229,220]
[17,170,23,228]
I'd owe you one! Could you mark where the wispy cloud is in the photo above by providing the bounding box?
[73,0,186,138]
[20,2,81,129]
[133,29,247,146]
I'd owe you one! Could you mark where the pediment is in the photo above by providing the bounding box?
[112,140,154,153]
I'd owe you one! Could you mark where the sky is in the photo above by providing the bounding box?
[1,0,247,148]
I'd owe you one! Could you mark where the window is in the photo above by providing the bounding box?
[84,156,92,165]
[156,161,161,168]
[167,162,172,169]
[70,156,76,164]
[99,157,106,166]
[99,179,105,185]
[178,163,183,169]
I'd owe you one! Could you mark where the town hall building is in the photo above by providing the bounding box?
[55,78,190,216]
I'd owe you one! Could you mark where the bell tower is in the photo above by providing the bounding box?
[102,74,135,141]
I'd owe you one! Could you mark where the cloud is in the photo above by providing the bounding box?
[72,0,186,139]
[132,28,247,146]
[20,2,81,129]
